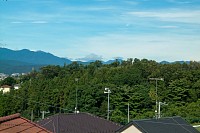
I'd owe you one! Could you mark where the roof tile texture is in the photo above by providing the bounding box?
[37,113,122,133]
[0,113,52,133]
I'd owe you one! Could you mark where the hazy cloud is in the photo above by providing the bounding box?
[113,57,123,60]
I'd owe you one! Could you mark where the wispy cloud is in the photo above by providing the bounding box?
[31,21,48,24]
[10,21,48,24]
[158,25,178,29]
[167,0,192,4]
[95,0,109,2]
[11,21,23,24]
[127,9,200,24]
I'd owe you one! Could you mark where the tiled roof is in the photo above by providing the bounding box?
[0,113,52,133]
[37,113,122,133]
[1,85,11,88]
[116,116,199,133]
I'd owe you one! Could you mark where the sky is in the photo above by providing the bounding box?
[0,0,200,62]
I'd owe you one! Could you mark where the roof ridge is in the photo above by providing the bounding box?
[1,85,11,88]
[0,113,20,123]
[37,112,122,127]
[131,116,182,122]
[80,112,122,126]
[20,116,52,133]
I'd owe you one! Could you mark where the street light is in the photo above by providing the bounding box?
[149,78,164,119]
[75,78,78,114]
[104,88,111,120]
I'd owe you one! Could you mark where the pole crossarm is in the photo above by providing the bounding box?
[149,78,164,81]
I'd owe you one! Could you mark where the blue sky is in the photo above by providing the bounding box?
[1,0,200,61]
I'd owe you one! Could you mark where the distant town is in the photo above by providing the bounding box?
[0,72,27,81]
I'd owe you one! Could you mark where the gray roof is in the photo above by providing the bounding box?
[36,113,122,133]
[116,116,199,133]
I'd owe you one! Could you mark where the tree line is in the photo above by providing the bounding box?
[0,58,200,124]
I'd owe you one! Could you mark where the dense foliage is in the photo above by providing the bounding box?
[0,58,200,124]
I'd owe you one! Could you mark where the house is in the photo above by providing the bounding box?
[116,116,199,133]
[14,84,20,90]
[36,112,122,133]
[0,73,8,81]
[0,85,11,93]
[0,113,52,133]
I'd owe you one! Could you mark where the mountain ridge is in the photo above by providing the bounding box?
[0,47,194,74]
[0,47,72,65]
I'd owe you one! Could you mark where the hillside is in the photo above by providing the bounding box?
[0,48,71,65]
[0,59,199,124]
[0,48,124,74]
[0,48,72,74]
[0,60,45,74]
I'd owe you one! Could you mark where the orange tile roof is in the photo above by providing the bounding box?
[0,113,52,133]
[1,85,11,88]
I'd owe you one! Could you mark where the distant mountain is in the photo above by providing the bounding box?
[103,59,123,64]
[160,60,190,64]
[0,47,193,74]
[0,48,72,65]
[160,61,170,64]
[0,48,72,74]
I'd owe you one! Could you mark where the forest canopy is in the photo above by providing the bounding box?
[0,58,200,124]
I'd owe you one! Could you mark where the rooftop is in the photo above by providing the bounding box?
[1,85,11,88]
[0,113,52,133]
[37,112,122,133]
[116,116,199,133]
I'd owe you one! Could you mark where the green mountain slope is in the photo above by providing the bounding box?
[0,60,45,74]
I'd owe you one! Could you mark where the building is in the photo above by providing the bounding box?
[14,84,21,90]
[116,116,199,133]
[0,85,11,93]
[0,113,52,133]
[0,73,8,81]
[37,112,122,133]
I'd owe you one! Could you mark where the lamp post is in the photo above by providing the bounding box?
[75,78,78,114]
[104,88,111,120]
[149,78,164,119]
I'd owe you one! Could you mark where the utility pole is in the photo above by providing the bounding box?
[149,78,164,119]
[104,88,111,120]
[128,103,130,123]
[41,111,50,119]
[158,102,168,119]
[31,109,33,122]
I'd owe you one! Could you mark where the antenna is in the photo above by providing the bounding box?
[149,78,164,119]
[158,102,168,119]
